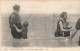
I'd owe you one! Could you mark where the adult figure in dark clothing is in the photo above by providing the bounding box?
[76,18,80,45]
[55,12,73,37]
[67,18,80,45]
[9,5,22,39]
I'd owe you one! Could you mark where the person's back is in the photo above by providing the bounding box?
[75,18,80,45]
[76,18,80,30]
[9,5,22,39]
[55,19,63,37]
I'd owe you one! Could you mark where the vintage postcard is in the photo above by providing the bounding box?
[0,0,80,51]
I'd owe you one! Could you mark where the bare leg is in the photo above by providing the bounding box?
[65,29,78,43]
[65,29,78,44]
[69,29,78,40]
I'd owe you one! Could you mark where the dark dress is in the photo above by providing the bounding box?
[21,27,28,39]
[55,19,70,37]
[75,18,80,45]
[55,20,63,37]
[9,12,22,39]
[75,18,80,30]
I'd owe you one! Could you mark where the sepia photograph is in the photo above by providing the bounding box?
[0,0,80,49]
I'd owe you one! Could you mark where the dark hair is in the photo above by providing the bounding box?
[23,21,29,27]
[13,4,20,10]
[60,12,67,18]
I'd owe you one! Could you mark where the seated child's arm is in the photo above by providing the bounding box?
[13,24,22,32]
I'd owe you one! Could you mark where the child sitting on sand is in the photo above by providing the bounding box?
[14,21,29,39]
